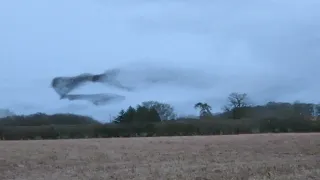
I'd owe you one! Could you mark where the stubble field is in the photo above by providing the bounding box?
[0,133,319,180]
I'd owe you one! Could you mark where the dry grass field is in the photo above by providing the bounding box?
[0,133,319,180]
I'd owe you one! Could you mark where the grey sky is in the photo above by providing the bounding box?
[1,0,319,121]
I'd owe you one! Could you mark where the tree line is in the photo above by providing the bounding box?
[0,92,319,140]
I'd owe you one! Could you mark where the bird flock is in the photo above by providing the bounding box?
[50,66,211,106]
[50,69,131,105]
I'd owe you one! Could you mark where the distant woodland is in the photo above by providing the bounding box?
[0,92,319,140]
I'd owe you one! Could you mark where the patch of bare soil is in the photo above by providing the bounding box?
[0,133,319,180]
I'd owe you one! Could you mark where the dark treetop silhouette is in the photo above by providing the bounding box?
[51,69,131,105]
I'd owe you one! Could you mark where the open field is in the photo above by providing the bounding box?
[0,133,319,180]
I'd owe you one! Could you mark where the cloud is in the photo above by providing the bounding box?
[0,0,319,121]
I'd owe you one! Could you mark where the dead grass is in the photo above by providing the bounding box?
[0,133,319,180]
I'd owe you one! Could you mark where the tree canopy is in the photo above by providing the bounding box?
[141,101,176,120]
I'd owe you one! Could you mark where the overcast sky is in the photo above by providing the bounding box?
[0,0,319,121]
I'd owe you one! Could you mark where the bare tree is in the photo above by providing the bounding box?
[194,102,212,117]
[223,92,250,119]
[141,101,176,120]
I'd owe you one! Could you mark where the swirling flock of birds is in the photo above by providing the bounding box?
[51,69,131,106]
[50,66,212,106]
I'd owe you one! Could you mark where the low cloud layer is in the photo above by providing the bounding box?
[0,0,319,121]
